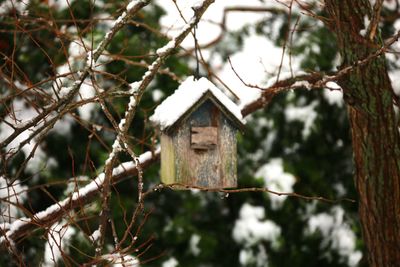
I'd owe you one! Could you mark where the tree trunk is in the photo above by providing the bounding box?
[325,1,400,266]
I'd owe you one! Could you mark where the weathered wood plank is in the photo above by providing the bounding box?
[191,126,217,150]
[160,134,175,184]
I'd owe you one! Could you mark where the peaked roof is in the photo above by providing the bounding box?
[150,76,245,131]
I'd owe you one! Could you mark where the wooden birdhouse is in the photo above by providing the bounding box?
[150,76,245,189]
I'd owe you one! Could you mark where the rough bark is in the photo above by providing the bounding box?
[325,0,400,266]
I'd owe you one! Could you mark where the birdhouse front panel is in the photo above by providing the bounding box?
[160,98,237,188]
[151,76,245,189]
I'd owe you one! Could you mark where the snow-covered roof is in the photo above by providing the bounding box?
[150,76,245,131]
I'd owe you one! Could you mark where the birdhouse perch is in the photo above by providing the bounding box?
[150,76,245,189]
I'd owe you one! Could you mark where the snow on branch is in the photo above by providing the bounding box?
[0,149,160,246]
[92,0,151,62]
[99,0,216,208]
[5,20,392,246]
[240,27,400,116]
[92,2,216,255]
[0,0,151,153]
[0,64,361,246]
[9,0,398,250]
[117,0,217,136]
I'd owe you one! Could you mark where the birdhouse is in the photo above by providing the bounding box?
[150,76,245,189]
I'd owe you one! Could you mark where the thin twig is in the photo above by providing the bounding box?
[143,183,356,204]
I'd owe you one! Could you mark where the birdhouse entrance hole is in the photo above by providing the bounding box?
[191,126,217,150]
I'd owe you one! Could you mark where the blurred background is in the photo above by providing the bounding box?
[1,0,399,266]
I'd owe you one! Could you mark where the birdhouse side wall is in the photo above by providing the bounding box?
[161,99,237,188]
[160,133,176,184]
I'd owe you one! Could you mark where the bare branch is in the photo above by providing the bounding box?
[144,183,356,204]
[0,0,151,151]
[240,28,400,115]
[0,148,160,246]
